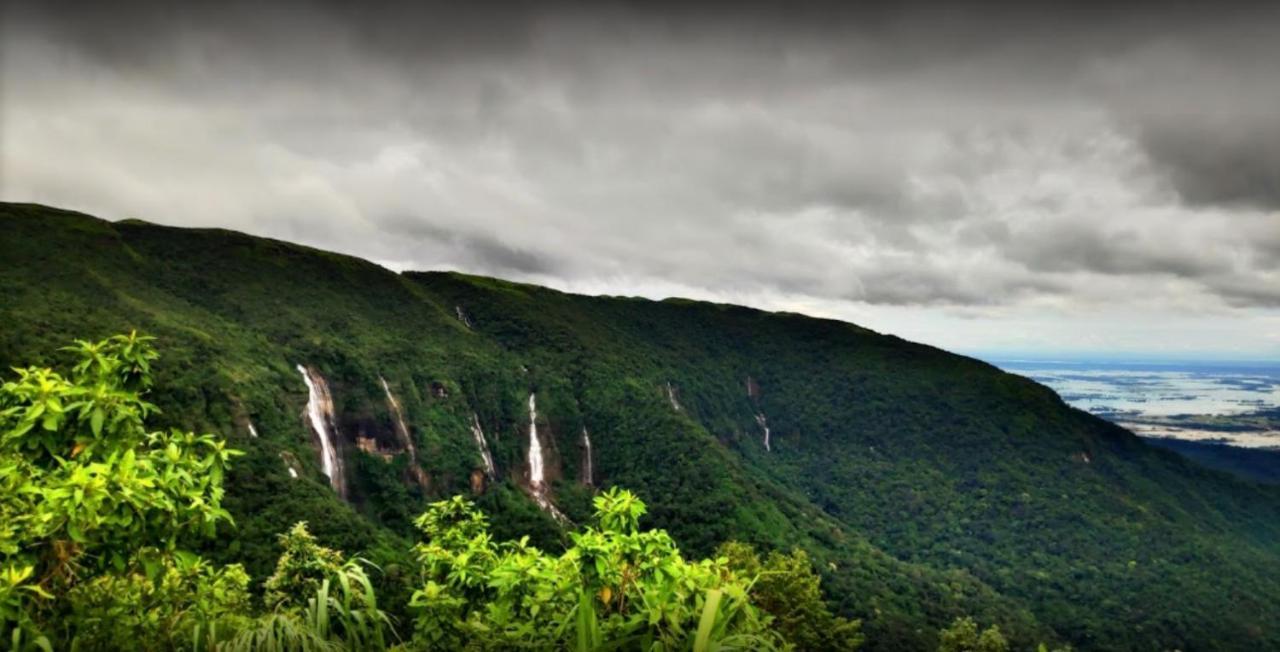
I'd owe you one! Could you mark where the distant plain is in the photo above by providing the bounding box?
[994,360,1280,449]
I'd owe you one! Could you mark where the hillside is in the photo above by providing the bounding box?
[3,202,1279,650]
[1144,437,1280,485]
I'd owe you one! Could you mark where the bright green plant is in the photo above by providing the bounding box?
[0,332,240,647]
[409,487,785,650]
[236,522,395,651]
[65,552,252,650]
[937,616,1009,652]
[718,542,862,651]
[264,523,348,610]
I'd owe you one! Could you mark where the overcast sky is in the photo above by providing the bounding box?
[3,1,1278,360]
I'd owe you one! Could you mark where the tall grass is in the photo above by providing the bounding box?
[220,563,393,652]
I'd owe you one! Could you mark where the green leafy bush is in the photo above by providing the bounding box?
[937,617,1008,652]
[409,488,784,650]
[718,542,863,651]
[0,332,240,649]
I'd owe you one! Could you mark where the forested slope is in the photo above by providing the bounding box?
[3,202,1278,650]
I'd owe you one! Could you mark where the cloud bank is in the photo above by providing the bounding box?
[3,1,1278,357]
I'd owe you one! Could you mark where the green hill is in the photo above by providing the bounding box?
[3,202,1278,650]
[1144,437,1280,485]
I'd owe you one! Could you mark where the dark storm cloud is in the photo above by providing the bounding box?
[3,0,1279,313]
[1139,123,1280,210]
[380,216,557,276]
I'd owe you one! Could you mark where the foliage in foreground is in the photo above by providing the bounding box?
[0,333,862,650]
[0,332,240,649]
[717,542,863,651]
[409,489,787,650]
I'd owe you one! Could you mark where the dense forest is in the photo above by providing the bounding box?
[0,334,862,649]
[3,202,1279,650]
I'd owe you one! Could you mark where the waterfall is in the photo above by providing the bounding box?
[755,413,771,452]
[581,427,594,486]
[297,365,345,498]
[280,453,300,479]
[525,393,568,522]
[381,376,428,487]
[527,393,545,488]
[380,377,411,448]
[470,413,496,478]
[248,421,258,438]
[666,382,682,411]
[455,306,473,328]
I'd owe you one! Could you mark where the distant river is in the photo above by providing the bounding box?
[988,360,1280,448]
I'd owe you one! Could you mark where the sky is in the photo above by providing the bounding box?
[2,0,1278,361]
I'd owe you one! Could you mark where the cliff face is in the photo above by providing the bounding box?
[4,202,1280,650]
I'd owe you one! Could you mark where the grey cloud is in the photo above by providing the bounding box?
[376,216,557,276]
[3,0,1280,318]
[1138,122,1280,211]
[1007,222,1231,278]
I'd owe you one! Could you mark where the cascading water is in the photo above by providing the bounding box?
[525,393,568,522]
[527,393,545,488]
[280,453,300,478]
[455,306,473,328]
[381,376,429,487]
[666,382,682,411]
[581,427,594,486]
[755,413,771,452]
[470,413,496,478]
[297,364,345,498]
[248,421,259,438]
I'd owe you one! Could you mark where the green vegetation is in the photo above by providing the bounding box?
[0,332,240,649]
[2,202,1279,650]
[936,617,1008,652]
[409,489,782,650]
[1144,437,1280,485]
[0,334,852,649]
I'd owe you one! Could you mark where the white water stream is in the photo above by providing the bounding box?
[525,393,568,522]
[381,376,429,486]
[471,413,497,478]
[581,427,594,486]
[455,306,473,328]
[755,413,771,452]
[380,377,414,453]
[297,365,345,496]
[666,382,682,411]
[528,394,545,488]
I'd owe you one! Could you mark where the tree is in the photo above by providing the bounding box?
[263,523,347,610]
[231,522,394,651]
[718,542,863,651]
[0,332,241,649]
[937,616,1009,652]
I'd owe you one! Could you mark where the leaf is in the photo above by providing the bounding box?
[575,591,601,652]
[694,589,724,652]
[90,407,105,437]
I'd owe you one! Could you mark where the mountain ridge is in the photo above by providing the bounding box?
[3,201,1279,650]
